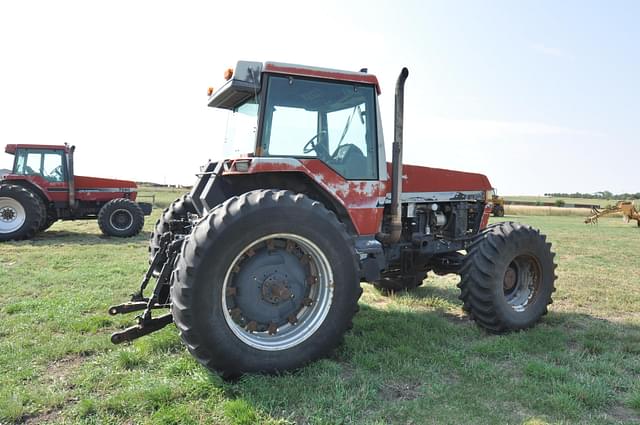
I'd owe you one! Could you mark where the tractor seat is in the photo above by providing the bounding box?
[330,144,367,179]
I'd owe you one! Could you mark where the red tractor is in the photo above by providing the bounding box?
[110,61,557,377]
[0,144,152,241]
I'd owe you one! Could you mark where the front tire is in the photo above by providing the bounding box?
[97,199,144,237]
[0,184,44,241]
[458,222,556,332]
[171,190,361,376]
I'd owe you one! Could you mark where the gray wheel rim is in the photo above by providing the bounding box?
[222,233,334,351]
[109,208,134,231]
[503,255,541,312]
[0,197,26,234]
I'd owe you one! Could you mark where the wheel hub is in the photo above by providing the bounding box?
[230,246,308,330]
[503,267,517,291]
[261,273,292,304]
[0,207,17,222]
[503,256,541,312]
[0,197,27,234]
[222,234,334,351]
[110,209,133,231]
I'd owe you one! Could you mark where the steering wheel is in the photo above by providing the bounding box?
[50,165,64,181]
[302,131,330,157]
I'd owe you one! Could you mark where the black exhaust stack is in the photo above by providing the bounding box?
[65,143,77,212]
[378,67,409,244]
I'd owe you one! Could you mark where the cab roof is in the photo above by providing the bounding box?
[5,144,70,155]
[264,62,381,94]
[208,60,381,110]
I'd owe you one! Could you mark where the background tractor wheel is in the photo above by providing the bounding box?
[493,205,505,217]
[171,190,361,377]
[373,271,427,293]
[458,221,556,333]
[149,194,196,269]
[98,198,144,237]
[0,184,44,242]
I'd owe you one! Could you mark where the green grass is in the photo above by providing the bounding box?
[1,198,639,424]
[505,196,628,208]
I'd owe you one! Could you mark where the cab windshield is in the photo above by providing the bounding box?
[261,76,378,180]
[13,149,66,182]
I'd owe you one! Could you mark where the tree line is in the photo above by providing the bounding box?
[544,191,640,200]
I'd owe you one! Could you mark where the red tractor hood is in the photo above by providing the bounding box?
[74,175,137,190]
[387,163,492,193]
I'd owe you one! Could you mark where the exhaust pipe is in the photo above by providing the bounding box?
[66,144,77,212]
[378,67,409,244]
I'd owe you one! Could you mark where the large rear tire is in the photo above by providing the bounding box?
[0,184,44,242]
[458,222,556,333]
[97,199,144,237]
[171,190,361,376]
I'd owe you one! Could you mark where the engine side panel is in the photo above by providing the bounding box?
[196,157,493,238]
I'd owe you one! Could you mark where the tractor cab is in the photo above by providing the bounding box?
[209,61,383,182]
[5,144,71,184]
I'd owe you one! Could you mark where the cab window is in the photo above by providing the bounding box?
[14,150,66,182]
[261,76,378,180]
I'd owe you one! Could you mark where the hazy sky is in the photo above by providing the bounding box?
[0,1,637,195]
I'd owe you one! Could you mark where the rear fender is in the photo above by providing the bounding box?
[0,177,52,204]
[192,161,357,235]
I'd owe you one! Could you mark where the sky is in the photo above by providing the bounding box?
[0,0,638,195]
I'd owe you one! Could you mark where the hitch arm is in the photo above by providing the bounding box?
[111,313,173,344]
[108,301,169,315]
[131,232,172,301]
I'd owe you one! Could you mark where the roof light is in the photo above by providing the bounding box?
[207,87,214,96]
[224,68,234,80]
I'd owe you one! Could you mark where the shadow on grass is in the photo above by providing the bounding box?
[218,301,640,424]
[17,230,149,246]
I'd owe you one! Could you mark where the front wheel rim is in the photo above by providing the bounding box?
[109,209,134,231]
[0,197,26,234]
[503,255,542,312]
[222,233,334,351]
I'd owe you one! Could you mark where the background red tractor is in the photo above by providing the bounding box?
[110,61,557,377]
[0,144,152,241]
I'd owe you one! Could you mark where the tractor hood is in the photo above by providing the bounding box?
[386,162,492,197]
[74,176,137,192]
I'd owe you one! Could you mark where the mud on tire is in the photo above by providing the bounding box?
[171,189,361,376]
[457,221,556,333]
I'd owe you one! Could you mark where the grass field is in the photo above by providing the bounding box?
[504,196,627,208]
[1,195,639,424]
